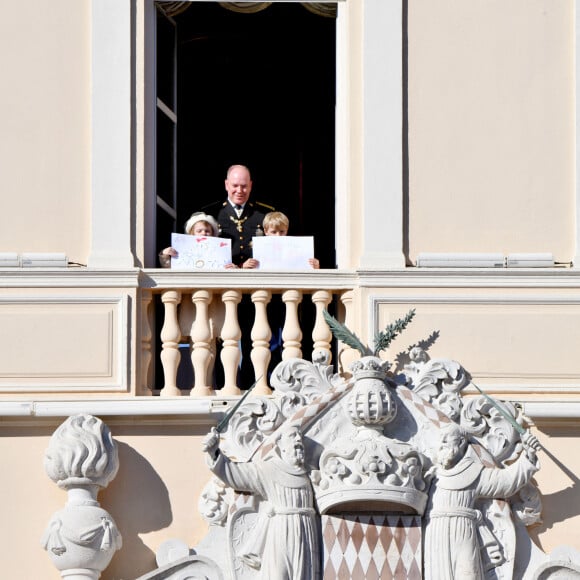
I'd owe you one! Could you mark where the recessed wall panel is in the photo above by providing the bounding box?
[0,297,127,392]
[371,296,580,393]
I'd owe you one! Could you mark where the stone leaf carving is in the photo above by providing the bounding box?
[404,347,468,422]
[269,352,344,402]
[461,396,524,464]
[511,482,543,527]
[405,347,468,401]
[220,355,345,462]
[221,397,283,461]
[404,347,528,466]
[199,476,229,526]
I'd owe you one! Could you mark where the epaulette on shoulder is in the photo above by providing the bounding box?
[201,200,226,213]
[255,201,275,211]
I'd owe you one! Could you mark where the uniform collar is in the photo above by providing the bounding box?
[228,200,247,211]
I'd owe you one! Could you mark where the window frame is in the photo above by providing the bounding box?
[89,0,406,270]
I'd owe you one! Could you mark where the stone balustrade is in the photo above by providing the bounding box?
[140,270,358,396]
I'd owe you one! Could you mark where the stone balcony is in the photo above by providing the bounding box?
[140,269,359,397]
[3,266,580,425]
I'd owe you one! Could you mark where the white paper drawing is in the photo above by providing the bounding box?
[252,236,314,269]
[171,233,232,269]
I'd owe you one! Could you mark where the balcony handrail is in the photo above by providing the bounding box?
[140,268,358,291]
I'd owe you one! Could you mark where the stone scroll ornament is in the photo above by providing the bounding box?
[139,311,580,579]
[41,414,122,580]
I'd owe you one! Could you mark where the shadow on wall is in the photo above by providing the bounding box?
[393,330,441,373]
[99,441,173,580]
[528,427,580,552]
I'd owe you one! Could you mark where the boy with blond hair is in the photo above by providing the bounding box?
[262,211,290,236]
[250,211,319,269]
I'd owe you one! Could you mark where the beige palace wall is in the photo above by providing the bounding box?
[362,283,580,397]
[1,417,579,579]
[0,0,91,264]
[0,1,579,579]
[0,0,575,266]
[407,0,575,263]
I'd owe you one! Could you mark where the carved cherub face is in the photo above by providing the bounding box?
[437,425,468,469]
[277,427,305,467]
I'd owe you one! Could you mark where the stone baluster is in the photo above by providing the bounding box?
[160,290,182,396]
[220,290,242,396]
[178,292,194,341]
[190,290,214,396]
[338,290,360,376]
[42,415,122,580]
[311,290,333,362]
[282,289,303,360]
[208,300,223,389]
[139,290,153,395]
[178,293,195,391]
[251,289,272,395]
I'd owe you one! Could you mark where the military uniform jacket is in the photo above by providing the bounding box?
[216,201,271,266]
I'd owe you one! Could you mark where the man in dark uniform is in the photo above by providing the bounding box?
[204,164,274,388]
[212,164,273,268]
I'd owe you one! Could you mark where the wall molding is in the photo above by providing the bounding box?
[0,398,578,424]
[0,295,129,392]
[0,269,140,288]
[370,294,580,394]
[2,267,580,290]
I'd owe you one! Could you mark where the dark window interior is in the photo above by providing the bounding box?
[171,2,337,268]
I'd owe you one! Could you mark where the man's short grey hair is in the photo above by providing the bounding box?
[226,164,251,179]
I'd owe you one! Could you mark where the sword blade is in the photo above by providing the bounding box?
[216,377,261,433]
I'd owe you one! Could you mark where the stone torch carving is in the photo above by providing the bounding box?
[41,414,122,580]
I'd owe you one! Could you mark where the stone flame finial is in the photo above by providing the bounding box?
[44,414,119,490]
[42,414,122,580]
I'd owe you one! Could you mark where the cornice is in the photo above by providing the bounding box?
[0,398,211,415]
[521,401,580,426]
[357,268,580,288]
[1,398,580,425]
[140,268,359,290]
[2,267,579,291]
[0,398,227,427]
[0,268,141,288]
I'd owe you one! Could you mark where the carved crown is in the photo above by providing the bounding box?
[311,429,430,515]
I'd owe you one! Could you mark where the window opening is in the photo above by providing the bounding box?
[155,1,337,268]
[155,6,178,254]
[152,2,338,389]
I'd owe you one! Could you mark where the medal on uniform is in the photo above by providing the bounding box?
[230,215,247,233]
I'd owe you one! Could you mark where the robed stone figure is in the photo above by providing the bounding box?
[424,423,540,580]
[202,425,321,580]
